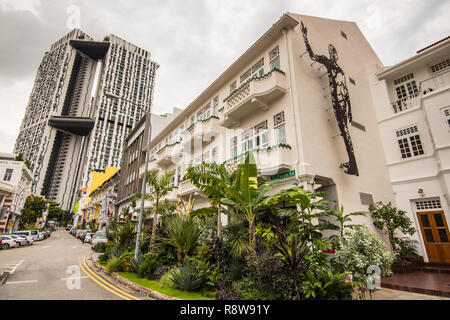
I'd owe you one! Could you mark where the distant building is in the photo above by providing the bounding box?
[73,166,118,227]
[0,153,33,233]
[116,108,182,217]
[14,29,158,211]
[372,36,450,263]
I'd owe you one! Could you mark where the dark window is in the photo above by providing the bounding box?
[340,31,347,39]
[420,215,430,228]
[424,229,434,242]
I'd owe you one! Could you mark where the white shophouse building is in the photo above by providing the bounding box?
[125,13,396,242]
[0,153,33,233]
[372,37,450,263]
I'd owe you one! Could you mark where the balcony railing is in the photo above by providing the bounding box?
[183,116,220,146]
[155,142,182,167]
[224,144,293,176]
[220,69,287,128]
[391,69,450,114]
[178,180,200,196]
[420,69,450,95]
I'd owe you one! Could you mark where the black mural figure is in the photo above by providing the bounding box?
[301,21,359,176]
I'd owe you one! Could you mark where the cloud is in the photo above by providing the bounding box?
[0,0,449,153]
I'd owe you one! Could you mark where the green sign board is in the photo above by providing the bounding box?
[271,170,296,181]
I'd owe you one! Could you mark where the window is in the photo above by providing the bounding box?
[273,111,285,127]
[3,169,13,182]
[416,199,441,210]
[396,125,424,159]
[212,147,218,163]
[443,107,450,129]
[230,136,238,158]
[269,46,279,61]
[274,112,286,144]
[230,81,237,93]
[252,58,264,77]
[240,69,251,83]
[430,59,450,73]
[395,80,418,101]
[271,58,280,71]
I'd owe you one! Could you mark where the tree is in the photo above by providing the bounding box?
[220,152,278,246]
[256,187,338,299]
[330,205,367,238]
[136,171,174,252]
[47,201,64,223]
[21,195,47,227]
[369,201,416,253]
[184,163,238,240]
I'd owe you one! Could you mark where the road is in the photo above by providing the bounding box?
[0,228,143,300]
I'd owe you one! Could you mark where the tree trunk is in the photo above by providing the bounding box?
[217,205,222,240]
[149,198,159,252]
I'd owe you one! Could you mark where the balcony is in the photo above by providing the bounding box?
[155,143,182,167]
[220,69,287,128]
[183,116,220,147]
[224,145,293,176]
[420,69,450,95]
[390,70,450,114]
[178,180,200,196]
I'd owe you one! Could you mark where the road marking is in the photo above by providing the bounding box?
[60,276,89,280]
[79,262,131,300]
[3,260,24,274]
[6,280,38,285]
[79,255,140,300]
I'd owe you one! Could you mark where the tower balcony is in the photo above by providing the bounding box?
[219,69,287,128]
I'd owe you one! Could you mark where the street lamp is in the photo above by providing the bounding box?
[104,92,152,260]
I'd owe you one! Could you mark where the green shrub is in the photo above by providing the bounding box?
[169,260,204,292]
[97,253,108,265]
[331,225,395,298]
[232,277,280,300]
[138,254,158,279]
[300,270,354,300]
[160,268,178,289]
[119,251,136,272]
[106,257,122,272]
[92,242,107,253]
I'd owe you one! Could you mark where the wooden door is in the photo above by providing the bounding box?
[417,211,450,264]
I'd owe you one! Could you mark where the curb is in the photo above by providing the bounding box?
[89,252,180,300]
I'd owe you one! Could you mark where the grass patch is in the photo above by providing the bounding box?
[117,272,215,300]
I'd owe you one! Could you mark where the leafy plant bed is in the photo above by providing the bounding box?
[117,272,215,300]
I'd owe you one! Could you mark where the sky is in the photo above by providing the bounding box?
[0,0,449,153]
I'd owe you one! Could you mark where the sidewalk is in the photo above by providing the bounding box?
[381,270,450,298]
[373,287,450,300]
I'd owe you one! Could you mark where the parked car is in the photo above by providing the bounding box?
[0,235,20,249]
[70,228,78,236]
[66,224,73,231]
[84,232,94,244]
[39,231,48,240]
[79,230,89,242]
[14,230,40,241]
[12,233,34,245]
[9,235,29,246]
[91,231,107,246]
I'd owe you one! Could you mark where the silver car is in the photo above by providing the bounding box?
[91,231,107,246]
[0,235,20,249]
[9,235,29,246]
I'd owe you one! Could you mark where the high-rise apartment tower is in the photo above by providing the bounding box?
[14,29,158,210]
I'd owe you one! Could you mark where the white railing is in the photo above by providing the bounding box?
[178,180,199,195]
[391,69,450,114]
